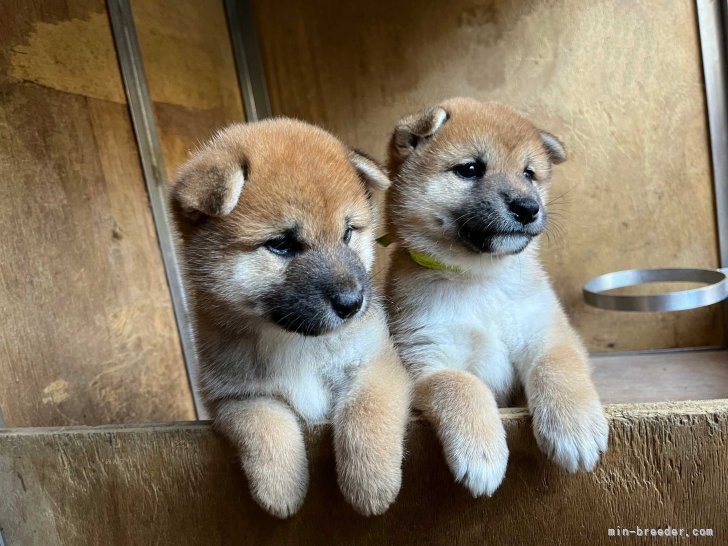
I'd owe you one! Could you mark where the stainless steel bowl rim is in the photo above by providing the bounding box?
[582,267,728,312]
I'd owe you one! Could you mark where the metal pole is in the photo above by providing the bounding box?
[224,0,272,121]
[107,0,207,419]
[697,0,728,345]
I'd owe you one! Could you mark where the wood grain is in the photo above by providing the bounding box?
[1,400,726,545]
[252,0,724,352]
[0,0,195,426]
[130,0,245,176]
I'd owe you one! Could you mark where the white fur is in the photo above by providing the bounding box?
[349,153,391,191]
[220,170,245,215]
[394,245,554,402]
[444,417,509,497]
[391,243,607,494]
[200,303,390,423]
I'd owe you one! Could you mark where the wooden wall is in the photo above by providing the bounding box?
[1,0,722,428]
[0,0,243,427]
[130,0,245,175]
[2,400,726,544]
[252,0,724,352]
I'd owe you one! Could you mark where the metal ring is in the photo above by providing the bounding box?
[583,268,728,312]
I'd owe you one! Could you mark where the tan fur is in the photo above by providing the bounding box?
[174,120,378,249]
[215,398,308,518]
[170,118,411,518]
[385,98,607,496]
[334,342,412,514]
[414,370,508,497]
[527,310,608,471]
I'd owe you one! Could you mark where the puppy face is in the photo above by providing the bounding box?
[388,98,566,259]
[172,119,390,336]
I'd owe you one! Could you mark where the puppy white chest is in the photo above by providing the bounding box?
[398,262,554,402]
[204,313,385,423]
[265,334,363,422]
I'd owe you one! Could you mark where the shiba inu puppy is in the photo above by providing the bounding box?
[385,98,608,497]
[170,119,411,518]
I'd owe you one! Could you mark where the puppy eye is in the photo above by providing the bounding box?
[523,168,535,181]
[265,234,300,257]
[453,160,485,179]
[343,225,354,244]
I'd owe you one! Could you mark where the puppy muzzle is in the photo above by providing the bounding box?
[264,248,371,336]
[455,200,546,255]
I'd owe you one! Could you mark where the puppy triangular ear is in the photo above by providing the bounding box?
[171,142,246,218]
[540,131,567,165]
[349,149,390,192]
[391,106,449,159]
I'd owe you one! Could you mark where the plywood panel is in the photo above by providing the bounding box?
[131,0,246,175]
[0,0,194,426]
[252,0,724,352]
[1,400,726,544]
[592,350,728,404]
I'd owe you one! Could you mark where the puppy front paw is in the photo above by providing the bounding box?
[532,397,608,473]
[441,418,509,497]
[336,432,402,516]
[242,450,309,518]
[215,398,309,518]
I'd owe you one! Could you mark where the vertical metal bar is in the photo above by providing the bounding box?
[224,0,272,121]
[698,0,728,267]
[697,0,728,345]
[107,0,207,419]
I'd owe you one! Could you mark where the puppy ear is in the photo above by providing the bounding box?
[171,144,246,218]
[349,149,390,192]
[540,131,567,165]
[392,106,449,159]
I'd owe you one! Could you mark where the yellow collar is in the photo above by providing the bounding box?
[407,249,462,274]
[376,234,462,273]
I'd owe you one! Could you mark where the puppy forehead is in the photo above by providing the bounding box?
[231,122,369,235]
[431,99,544,163]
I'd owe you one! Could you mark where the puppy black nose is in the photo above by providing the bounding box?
[509,198,540,225]
[330,289,364,319]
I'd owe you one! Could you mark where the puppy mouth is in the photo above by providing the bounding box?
[456,220,541,255]
[269,297,369,337]
[272,316,333,337]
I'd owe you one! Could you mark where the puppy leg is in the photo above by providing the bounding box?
[215,397,308,518]
[525,311,609,472]
[334,346,411,516]
[416,369,508,497]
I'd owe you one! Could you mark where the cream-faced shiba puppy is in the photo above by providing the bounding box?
[385,98,608,497]
[170,119,411,518]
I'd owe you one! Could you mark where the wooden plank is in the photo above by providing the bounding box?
[252,0,724,352]
[593,350,728,404]
[0,0,195,426]
[1,400,726,544]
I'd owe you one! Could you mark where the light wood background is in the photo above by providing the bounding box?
[1,0,724,427]
[252,0,724,352]
[2,400,726,545]
[0,0,243,427]
[130,0,245,175]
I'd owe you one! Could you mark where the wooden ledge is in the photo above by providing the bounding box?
[1,400,727,545]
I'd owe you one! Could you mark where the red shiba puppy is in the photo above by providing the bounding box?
[385,98,608,497]
[170,119,411,518]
